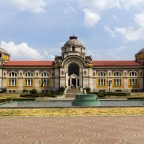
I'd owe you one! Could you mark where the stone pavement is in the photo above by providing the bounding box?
[0,116,144,144]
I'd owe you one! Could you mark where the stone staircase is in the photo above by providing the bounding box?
[65,88,83,98]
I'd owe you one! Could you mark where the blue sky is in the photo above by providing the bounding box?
[0,0,144,60]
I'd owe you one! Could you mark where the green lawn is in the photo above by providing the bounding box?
[0,108,144,116]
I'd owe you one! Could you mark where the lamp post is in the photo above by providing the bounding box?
[107,80,112,97]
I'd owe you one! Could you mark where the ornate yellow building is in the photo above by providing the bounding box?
[0,36,143,93]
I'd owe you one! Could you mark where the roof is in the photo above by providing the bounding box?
[3,60,141,67]
[64,35,83,47]
[4,61,54,67]
[92,60,141,67]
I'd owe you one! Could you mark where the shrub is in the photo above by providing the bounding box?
[29,89,37,94]
[20,93,39,97]
[85,87,91,92]
[59,86,65,92]
[22,89,27,93]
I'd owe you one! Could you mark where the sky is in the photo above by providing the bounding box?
[0,0,144,61]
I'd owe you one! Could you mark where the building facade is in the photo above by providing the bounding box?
[0,36,144,93]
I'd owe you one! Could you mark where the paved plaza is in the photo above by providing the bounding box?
[0,116,144,144]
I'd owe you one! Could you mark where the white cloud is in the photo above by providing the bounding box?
[104,11,144,41]
[11,0,47,13]
[116,45,127,50]
[83,8,100,27]
[134,12,144,27]
[74,0,120,11]
[115,27,143,41]
[104,25,116,37]
[64,6,77,16]
[0,41,42,60]
[121,0,144,9]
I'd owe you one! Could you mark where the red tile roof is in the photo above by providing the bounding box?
[92,60,141,67]
[3,60,141,67]
[4,61,54,67]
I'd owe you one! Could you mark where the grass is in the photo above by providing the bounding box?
[0,108,144,116]
[0,93,20,100]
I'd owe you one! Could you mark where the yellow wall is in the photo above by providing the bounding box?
[1,53,10,61]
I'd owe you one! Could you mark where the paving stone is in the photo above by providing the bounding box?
[0,116,144,144]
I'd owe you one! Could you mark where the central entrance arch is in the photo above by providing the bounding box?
[68,63,79,88]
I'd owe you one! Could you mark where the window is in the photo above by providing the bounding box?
[98,71,106,86]
[114,78,121,86]
[25,79,33,86]
[41,79,49,86]
[129,71,138,86]
[25,72,33,86]
[98,71,106,77]
[130,79,137,86]
[9,72,17,86]
[19,73,22,76]
[72,46,75,51]
[9,72,17,77]
[25,72,33,77]
[3,72,6,76]
[41,71,50,86]
[61,71,64,75]
[98,79,105,86]
[108,72,111,76]
[129,71,137,77]
[114,71,122,77]
[113,71,122,86]
[9,79,16,86]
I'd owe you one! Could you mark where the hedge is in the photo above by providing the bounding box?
[88,92,129,97]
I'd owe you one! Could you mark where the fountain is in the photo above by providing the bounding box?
[72,94,100,106]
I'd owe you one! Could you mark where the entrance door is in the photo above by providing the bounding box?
[72,78,76,88]
[68,63,80,89]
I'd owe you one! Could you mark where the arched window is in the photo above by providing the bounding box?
[129,71,137,77]
[72,46,75,51]
[41,71,50,86]
[0,53,2,57]
[9,72,17,77]
[113,71,122,77]
[25,72,33,78]
[25,72,33,86]
[108,72,111,76]
[84,71,86,75]
[98,71,106,77]
[68,63,79,76]
[8,71,17,86]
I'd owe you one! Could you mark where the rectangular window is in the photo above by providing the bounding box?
[25,79,33,86]
[98,79,105,86]
[42,79,49,86]
[130,78,137,86]
[114,79,121,86]
[9,79,16,86]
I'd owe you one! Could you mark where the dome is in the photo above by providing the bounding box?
[0,48,9,54]
[64,35,83,47]
[137,48,144,54]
